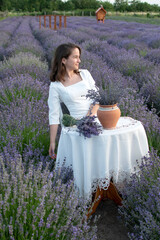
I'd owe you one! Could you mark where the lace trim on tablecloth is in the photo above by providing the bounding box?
[81,168,141,202]
[91,178,110,192]
[115,117,138,129]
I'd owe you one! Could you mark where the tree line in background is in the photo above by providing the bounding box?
[0,0,160,13]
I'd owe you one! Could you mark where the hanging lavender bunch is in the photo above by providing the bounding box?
[76,115,102,138]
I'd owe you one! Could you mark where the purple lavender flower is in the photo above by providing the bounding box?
[76,115,102,138]
[0,149,97,239]
[118,149,160,240]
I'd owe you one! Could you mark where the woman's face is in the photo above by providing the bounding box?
[62,48,81,71]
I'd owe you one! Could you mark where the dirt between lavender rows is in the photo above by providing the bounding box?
[90,199,129,240]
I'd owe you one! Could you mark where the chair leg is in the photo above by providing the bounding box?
[86,187,103,219]
[86,182,123,219]
[103,182,123,206]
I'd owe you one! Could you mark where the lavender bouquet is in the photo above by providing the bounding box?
[76,115,102,138]
[62,114,102,138]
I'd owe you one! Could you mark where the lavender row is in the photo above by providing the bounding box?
[0,17,22,60]
[0,52,49,83]
[107,37,160,65]
[66,17,160,50]
[0,17,49,83]
[3,17,45,60]
[61,17,160,65]
[0,17,22,47]
[81,38,152,85]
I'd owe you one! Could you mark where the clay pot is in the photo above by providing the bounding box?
[97,104,121,129]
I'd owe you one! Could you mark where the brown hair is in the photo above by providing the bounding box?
[50,43,81,82]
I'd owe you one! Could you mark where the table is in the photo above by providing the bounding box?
[56,117,149,201]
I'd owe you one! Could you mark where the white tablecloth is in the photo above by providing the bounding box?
[56,117,149,200]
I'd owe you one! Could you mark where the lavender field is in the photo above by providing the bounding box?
[0,16,160,239]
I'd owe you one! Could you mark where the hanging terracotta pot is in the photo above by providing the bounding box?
[97,104,121,129]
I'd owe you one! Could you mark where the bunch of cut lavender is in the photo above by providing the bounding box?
[76,115,102,138]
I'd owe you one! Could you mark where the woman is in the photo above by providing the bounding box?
[48,43,99,159]
[48,43,123,211]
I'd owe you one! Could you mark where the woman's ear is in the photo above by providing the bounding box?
[62,58,66,65]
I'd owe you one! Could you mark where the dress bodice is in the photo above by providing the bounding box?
[48,69,97,125]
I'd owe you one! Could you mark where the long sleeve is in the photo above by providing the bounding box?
[48,83,62,125]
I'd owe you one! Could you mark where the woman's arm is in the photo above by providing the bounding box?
[87,104,99,116]
[48,83,62,158]
[49,124,59,159]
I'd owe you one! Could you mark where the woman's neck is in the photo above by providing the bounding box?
[65,70,75,79]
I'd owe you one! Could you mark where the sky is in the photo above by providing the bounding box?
[103,0,160,6]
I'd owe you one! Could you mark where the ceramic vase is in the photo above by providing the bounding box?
[97,104,121,129]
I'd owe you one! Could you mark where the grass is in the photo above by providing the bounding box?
[0,17,6,21]
[105,15,160,25]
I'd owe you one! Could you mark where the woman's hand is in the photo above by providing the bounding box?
[49,142,56,159]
